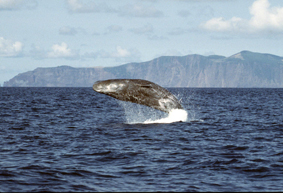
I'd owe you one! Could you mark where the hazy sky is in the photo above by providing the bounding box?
[1,0,283,85]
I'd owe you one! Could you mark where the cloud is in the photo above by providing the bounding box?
[30,43,140,62]
[118,3,163,17]
[83,46,141,63]
[30,43,79,60]
[99,46,141,62]
[249,0,283,31]
[59,26,78,35]
[104,25,123,34]
[28,43,141,63]
[66,0,163,18]
[168,27,189,35]
[0,0,37,10]
[178,10,191,18]
[129,24,168,40]
[202,17,247,32]
[129,23,153,34]
[66,0,113,13]
[147,34,168,41]
[47,42,79,59]
[112,46,131,58]
[100,46,130,58]
[201,0,283,34]
[0,37,23,57]
[0,0,23,10]
[66,0,97,13]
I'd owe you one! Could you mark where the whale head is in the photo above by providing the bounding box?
[93,79,127,94]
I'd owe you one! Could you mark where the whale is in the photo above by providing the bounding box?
[92,79,183,113]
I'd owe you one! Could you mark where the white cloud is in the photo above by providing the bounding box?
[0,0,23,10]
[113,46,131,58]
[0,37,23,57]
[47,42,79,59]
[0,0,37,10]
[101,46,130,58]
[249,0,283,30]
[201,0,283,34]
[30,44,139,62]
[83,46,141,63]
[202,17,247,32]
[99,46,141,62]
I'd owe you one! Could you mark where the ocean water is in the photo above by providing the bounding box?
[1,87,283,192]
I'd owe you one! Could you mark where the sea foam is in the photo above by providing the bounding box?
[118,100,188,124]
[143,109,188,124]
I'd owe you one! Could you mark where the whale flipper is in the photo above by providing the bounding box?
[92,79,183,113]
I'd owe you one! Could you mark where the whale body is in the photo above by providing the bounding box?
[92,79,183,113]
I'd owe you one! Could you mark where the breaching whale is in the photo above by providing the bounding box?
[92,79,183,113]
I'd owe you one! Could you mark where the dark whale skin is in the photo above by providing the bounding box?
[93,79,183,113]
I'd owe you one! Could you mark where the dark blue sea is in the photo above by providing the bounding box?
[1,87,283,192]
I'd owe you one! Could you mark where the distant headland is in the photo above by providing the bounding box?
[3,50,283,88]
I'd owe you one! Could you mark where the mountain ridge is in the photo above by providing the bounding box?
[3,50,283,87]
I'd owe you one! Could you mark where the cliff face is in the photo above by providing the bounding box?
[3,51,283,87]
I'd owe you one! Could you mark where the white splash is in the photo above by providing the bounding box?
[143,109,188,124]
[118,101,190,124]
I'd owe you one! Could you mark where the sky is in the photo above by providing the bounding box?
[1,0,283,85]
